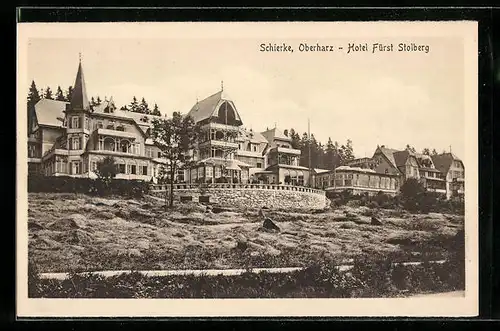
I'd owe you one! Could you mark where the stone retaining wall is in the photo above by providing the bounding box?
[150,185,328,210]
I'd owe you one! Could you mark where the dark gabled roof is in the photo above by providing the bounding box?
[187,90,242,124]
[431,153,462,173]
[374,146,399,167]
[260,127,292,143]
[34,99,68,127]
[69,61,90,111]
[393,150,411,168]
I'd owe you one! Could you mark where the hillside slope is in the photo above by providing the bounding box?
[27,193,464,273]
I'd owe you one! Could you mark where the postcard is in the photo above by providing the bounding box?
[17,21,478,317]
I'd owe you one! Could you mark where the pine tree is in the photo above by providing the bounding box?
[289,128,301,150]
[300,133,309,167]
[405,144,417,153]
[344,139,355,161]
[27,80,41,133]
[152,103,161,116]
[130,96,139,112]
[431,149,438,156]
[120,105,129,111]
[325,137,337,170]
[140,97,149,114]
[44,87,53,100]
[55,86,65,101]
[422,148,430,155]
[90,97,96,106]
[66,86,73,102]
[96,96,102,105]
[40,88,45,99]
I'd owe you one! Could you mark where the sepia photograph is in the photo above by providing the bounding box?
[17,21,478,317]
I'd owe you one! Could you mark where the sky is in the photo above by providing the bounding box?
[26,34,466,159]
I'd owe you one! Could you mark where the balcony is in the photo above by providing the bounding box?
[97,128,136,140]
[202,122,240,131]
[199,139,238,149]
[273,146,301,156]
[236,149,262,157]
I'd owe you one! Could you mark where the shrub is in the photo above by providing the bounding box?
[28,174,149,198]
[30,256,465,298]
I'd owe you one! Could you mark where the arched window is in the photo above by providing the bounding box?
[215,131,224,140]
[120,140,131,153]
[104,137,115,151]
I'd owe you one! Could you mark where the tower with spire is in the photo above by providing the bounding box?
[63,54,91,163]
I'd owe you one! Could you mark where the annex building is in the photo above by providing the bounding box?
[314,145,465,199]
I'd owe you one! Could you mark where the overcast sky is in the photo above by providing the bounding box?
[27,35,465,159]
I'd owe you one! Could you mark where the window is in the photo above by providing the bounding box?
[91,161,97,172]
[256,162,262,168]
[344,179,352,186]
[215,167,221,178]
[206,167,213,177]
[28,145,36,158]
[72,161,80,175]
[146,147,154,158]
[177,169,185,182]
[253,145,257,152]
[97,121,103,129]
[130,165,136,175]
[118,164,126,174]
[71,116,80,129]
[72,137,81,150]
[238,143,242,150]
[142,166,148,176]
[84,118,90,130]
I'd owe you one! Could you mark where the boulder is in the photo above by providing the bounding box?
[262,217,280,232]
[48,214,87,231]
[371,216,383,226]
[28,221,44,231]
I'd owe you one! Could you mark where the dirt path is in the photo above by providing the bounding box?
[40,266,304,280]
[39,259,447,281]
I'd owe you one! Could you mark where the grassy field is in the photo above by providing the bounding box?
[27,193,464,274]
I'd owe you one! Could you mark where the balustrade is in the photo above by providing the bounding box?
[150,182,325,195]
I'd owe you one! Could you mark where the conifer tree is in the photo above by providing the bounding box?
[140,97,149,114]
[130,96,139,112]
[65,86,73,102]
[152,103,161,116]
[96,96,102,105]
[27,80,41,133]
[55,86,65,101]
[44,87,53,100]
[90,97,96,106]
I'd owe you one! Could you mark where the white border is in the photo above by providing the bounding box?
[16,21,478,317]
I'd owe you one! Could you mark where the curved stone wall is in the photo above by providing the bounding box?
[150,184,328,210]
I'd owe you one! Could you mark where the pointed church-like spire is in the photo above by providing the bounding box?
[69,53,90,111]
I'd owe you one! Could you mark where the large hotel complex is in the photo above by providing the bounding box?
[27,59,465,199]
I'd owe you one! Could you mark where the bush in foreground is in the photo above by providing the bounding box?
[29,256,464,299]
[27,174,149,198]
